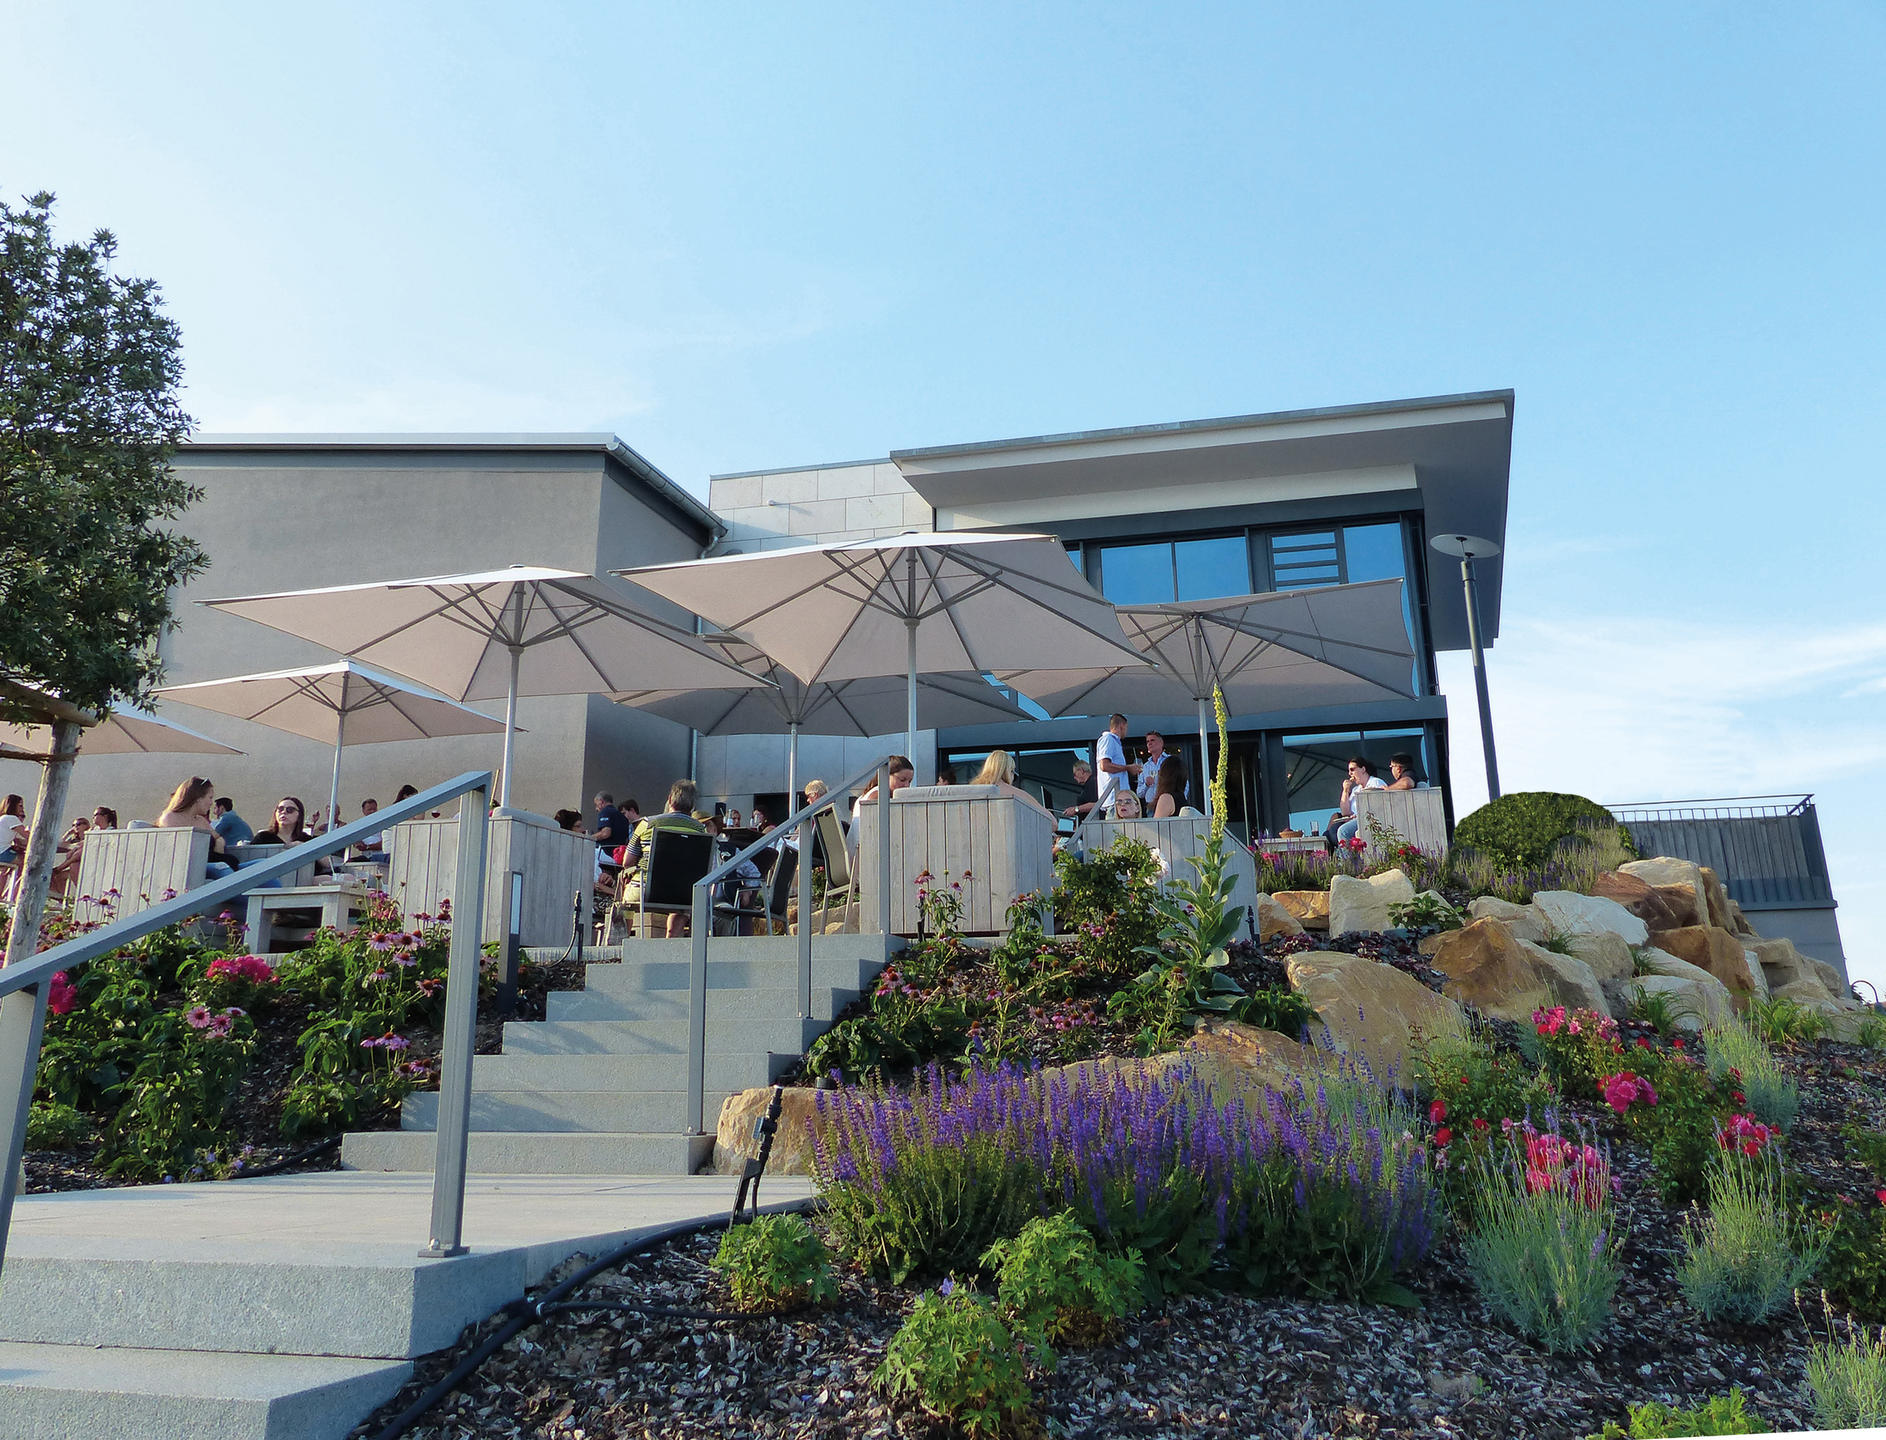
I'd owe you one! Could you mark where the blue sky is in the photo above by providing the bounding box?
[8,3,1885,985]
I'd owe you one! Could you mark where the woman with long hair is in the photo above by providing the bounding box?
[1152,754,1197,819]
[156,775,238,875]
[971,749,1018,787]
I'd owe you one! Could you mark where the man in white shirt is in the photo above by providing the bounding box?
[1135,730,1182,808]
[1094,714,1139,815]
[1325,756,1387,852]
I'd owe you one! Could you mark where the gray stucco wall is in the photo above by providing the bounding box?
[0,444,709,835]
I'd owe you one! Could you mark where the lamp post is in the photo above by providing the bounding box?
[1430,533,1503,801]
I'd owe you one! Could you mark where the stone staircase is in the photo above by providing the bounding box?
[340,934,898,1175]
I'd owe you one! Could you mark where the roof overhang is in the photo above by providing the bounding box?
[891,390,1514,648]
[184,433,726,546]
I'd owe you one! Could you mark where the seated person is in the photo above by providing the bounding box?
[1061,760,1099,822]
[619,780,707,938]
[725,807,744,830]
[0,794,26,899]
[1151,755,1201,819]
[156,776,237,878]
[212,797,253,848]
[1325,757,1387,852]
[591,792,632,852]
[554,808,585,832]
[1385,752,1421,791]
[701,812,763,920]
[352,797,387,862]
[49,815,90,896]
[971,749,1031,800]
[1112,790,1144,820]
[251,796,335,879]
[850,756,914,820]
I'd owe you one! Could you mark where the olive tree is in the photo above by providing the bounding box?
[1,191,205,964]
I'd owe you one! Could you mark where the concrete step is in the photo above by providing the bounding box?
[578,937,893,996]
[500,1016,825,1056]
[0,1342,412,1440]
[546,984,856,1023]
[401,1088,735,1133]
[467,1048,789,1092]
[341,1129,714,1174]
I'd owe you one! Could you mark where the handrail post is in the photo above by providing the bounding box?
[422,784,490,1259]
[797,813,813,1018]
[877,760,892,937]
[497,870,524,1018]
[0,983,49,1274]
[686,884,711,1136]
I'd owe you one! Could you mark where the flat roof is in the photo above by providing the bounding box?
[185,433,724,541]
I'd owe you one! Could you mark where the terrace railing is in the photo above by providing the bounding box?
[0,770,496,1275]
[1604,793,1834,909]
[685,756,895,1136]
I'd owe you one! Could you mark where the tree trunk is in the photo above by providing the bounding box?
[2,719,81,968]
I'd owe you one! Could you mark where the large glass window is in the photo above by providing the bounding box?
[1097,535,1252,605]
[1341,522,1405,584]
[1278,729,1429,836]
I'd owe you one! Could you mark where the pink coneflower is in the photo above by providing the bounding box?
[184,1005,213,1029]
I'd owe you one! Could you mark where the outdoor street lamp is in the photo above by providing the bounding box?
[1429,533,1503,802]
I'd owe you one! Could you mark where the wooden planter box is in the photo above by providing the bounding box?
[855,785,1058,936]
[387,810,593,946]
[1081,816,1261,938]
[74,828,209,926]
[1352,788,1450,858]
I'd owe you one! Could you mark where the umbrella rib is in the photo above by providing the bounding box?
[945,549,1147,664]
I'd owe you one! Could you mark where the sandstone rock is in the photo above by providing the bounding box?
[1630,973,1732,1032]
[1653,925,1768,1002]
[1272,890,1329,931]
[1328,869,1415,936]
[712,1086,830,1177]
[1727,899,1758,937]
[1531,890,1649,948]
[1424,919,1612,1025]
[1589,871,1690,933]
[1772,977,1838,1010]
[1806,955,1856,1006]
[1698,867,1735,931]
[1183,1020,1322,1098]
[1651,883,1704,930]
[1466,895,1547,943]
[1285,949,1466,1085]
[1748,937,1824,995]
[1256,892,1306,941]
[1620,858,1712,927]
[1565,929,1634,985]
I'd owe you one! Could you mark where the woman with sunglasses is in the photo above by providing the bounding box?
[252,797,334,878]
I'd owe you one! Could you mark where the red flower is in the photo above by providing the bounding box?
[1432,1127,1453,1148]
[1429,1100,1447,1124]
[46,972,76,1016]
[1876,1189,1886,1206]
[1672,1038,1686,1050]
[1472,1117,1490,1133]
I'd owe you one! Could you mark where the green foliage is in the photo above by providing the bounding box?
[1816,1198,1886,1323]
[1532,1009,1623,1103]
[1677,1159,1827,1323]
[1111,828,1249,1052]
[1626,1047,1737,1206]
[1848,1125,1886,1183]
[1584,1388,1770,1437]
[25,1100,91,1150]
[1050,837,1163,985]
[710,1213,837,1312]
[1463,1145,1621,1352]
[0,191,205,718]
[1744,993,1825,1047]
[1628,986,1692,1040]
[1387,891,1462,932]
[1807,1319,1886,1430]
[981,1212,1143,1349]
[1702,1020,1798,1131]
[1414,1029,1554,1130]
[102,1004,256,1180]
[1858,1012,1886,1053]
[1227,985,1316,1037]
[873,1284,1034,1437]
[1453,792,1634,871]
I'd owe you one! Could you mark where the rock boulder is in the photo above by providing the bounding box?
[1653,925,1769,1002]
[1630,973,1733,1032]
[1255,892,1306,941]
[1697,867,1735,931]
[713,1086,831,1177]
[1531,890,1649,948]
[1748,937,1825,995]
[1328,869,1416,936]
[1589,871,1691,933]
[1467,895,1547,944]
[1285,949,1466,1085]
[1619,858,1712,928]
[1416,916,1614,1024]
[1271,890,1330,932]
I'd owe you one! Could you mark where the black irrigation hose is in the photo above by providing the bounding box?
[367,1197,815,1440]
[227,1134,342,1180]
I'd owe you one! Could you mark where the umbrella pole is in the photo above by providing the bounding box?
[1197,695,1211,817]
[905,618,918,766]
[500,644,522,809]
[327,670,349,833]
[788,722,799,804]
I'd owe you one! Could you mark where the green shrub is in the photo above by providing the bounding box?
[1807,1319,1886,1429]
[25,1100,92,1151]
[1050,837,1163,985]
[1745,993,1825,1047]
[102,1004,256,1180]
[1817,1196,1886,1322]
[981,1212,1143,1349]
[1702,1020,1798,1131]
[1463,1133,1621,1352]
[1848,1125,1886,1182]
[710,1213,837,1312]
[1859,1012,1886,1052]
[873,1283,1034,1437]
[1227,985,1316,1037]
[1531,1007,1623,1103]
[1584,1388,1770,1437]
[1624,1047,1735,1206]
[1413,1029,1554,1130]
[1110,832,1249,1054]
[1453,792,1633,870]
[1677,1159,1827,1323]
[1387,891,1462,932]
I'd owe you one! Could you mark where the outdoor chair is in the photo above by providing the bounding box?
[605,828,715,944]
[714,841,796,936]
[814,809,857,931]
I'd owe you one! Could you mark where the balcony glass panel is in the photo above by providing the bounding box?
[1173,536,1252,602]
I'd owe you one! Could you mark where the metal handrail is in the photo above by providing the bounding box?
[0,770,495,1274]
[684,755,896,1135]
[1606,794,1815,819]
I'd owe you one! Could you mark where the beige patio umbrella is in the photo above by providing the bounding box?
[617,532,1146,760]
[610,636,1034,799]
[156,660,508,831]
[997,579,1417,813]
[200,565,761,808]
[0,705,243,758]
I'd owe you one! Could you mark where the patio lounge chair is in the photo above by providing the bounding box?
[714,841,796,935]
[605,828,715,943]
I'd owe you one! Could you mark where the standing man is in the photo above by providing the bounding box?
[1094,714,1140,816]
[1135,731,1182,809]
[592,792,630,853]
